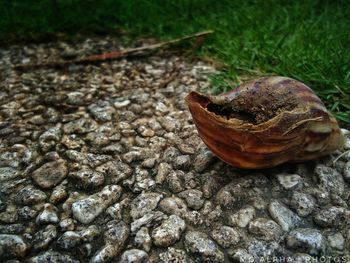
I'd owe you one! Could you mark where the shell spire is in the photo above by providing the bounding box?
[186,76,345,169]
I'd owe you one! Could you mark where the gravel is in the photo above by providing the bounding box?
[0,36,349,262]
[151,214,186,247]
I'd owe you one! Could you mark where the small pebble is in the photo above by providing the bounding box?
[72,185,122,224]
[151,215,186,247]
[286,228,325,256]
[119,249,149,263]
[36,204,59,225]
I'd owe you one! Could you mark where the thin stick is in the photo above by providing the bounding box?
[332,149,350,164]
[13,30,214,70]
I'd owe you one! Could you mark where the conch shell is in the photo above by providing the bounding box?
[185,76,345,169]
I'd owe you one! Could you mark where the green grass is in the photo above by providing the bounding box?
[1,0,350,123]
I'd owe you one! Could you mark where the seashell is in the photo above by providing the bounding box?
[185,76,345,169]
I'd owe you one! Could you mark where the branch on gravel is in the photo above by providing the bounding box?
[13,30,214,71]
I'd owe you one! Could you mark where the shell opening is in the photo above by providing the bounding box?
[206,98,299,125]
[207,103,258,124]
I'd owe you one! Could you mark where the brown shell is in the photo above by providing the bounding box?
[185,76,345,169]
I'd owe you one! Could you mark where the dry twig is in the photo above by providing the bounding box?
[13,30,214,70]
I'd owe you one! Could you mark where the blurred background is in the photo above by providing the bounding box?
[1,0,349,123]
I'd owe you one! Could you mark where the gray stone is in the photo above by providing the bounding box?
[57,231,82,250]
[162,146,180,162]
[177,142,195,155]
[159,197,188,217]
[16,186,47,205]
[134,227,151,252]
[141,158,156,168]
[80,225,100,242]
[90,244,117,263]
[155,162,171,184]
[167,171,185,193]
[159,116,177,132]
[131,211,166,233]
[123,151,143,163]
[72,185,122,224]
[106,199,128,221]
[101,143,123,154]
[246,240,281,261]
[133,167,156,193]
[0,224,25,234]
[152,215,186,247]
[211,226,241,248]
[343,161,350,182]
[159,247,189,263]
[138,126,155,137]
[96,161,132,184]
[203,205,223,227]
[0,199,5,213]
[181,172,198,190]
[227,206,255,228]
[215,181,250,209]
[248,218,283,241]
[114,99,131,109]
[119,249,149,263]
[61,134,85,149]
[186,210,203,226]
[286,228,325,256]
[327,232,344,250]
[49,186,68,204]
[79,243,94,258]
[201,173,220,199]
[59,218,76,231]
[104,220,129,245]
[90,220,129,263]
[18,206,37,220]
[86,153,112,168]
[44,151,60,161]
[88,127,113,147]
[63,118,98,134]
[69,169,104,189]
[315,164,344,196]
[268,200,302,231]
[32,159,68,189]
[314,206,349,227]
[227,248,254,263]
[178,189,204,210]
[32,225,57,250]
[174,155,191,170]
[88,102,115,122]
[66,91,85,105]
[130,192,163,220]
[65,149,86,162]
[39,127,62,152]
[36,203,59,225]
[276,173,302,190]
[0,148,27,169]
[0,205,18,223]
[290,192,316,217]
[0,234,28,258]
[28,250,79,263]
[184,231,224,263]
[0,167,19,182]
[194,150,215,173]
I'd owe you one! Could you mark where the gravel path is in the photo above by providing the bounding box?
[0,37,350,263]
